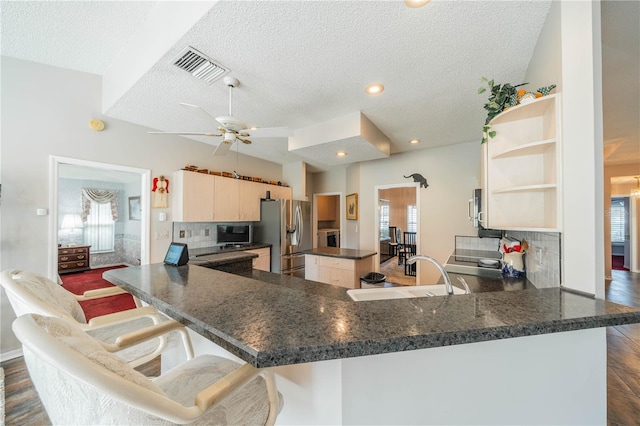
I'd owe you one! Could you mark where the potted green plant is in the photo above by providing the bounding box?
[478,77,527,144]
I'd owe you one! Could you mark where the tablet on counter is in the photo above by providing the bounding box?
[164,242,189,266]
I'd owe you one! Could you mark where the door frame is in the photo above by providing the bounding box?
[611,194,638,273]
[312,192,343,248]
[374,183,420,284]
[48,156,151,278]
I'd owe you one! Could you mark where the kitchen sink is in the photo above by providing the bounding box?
[347,284,466,301]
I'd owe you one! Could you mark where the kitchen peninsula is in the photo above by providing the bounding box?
[304,247,376,288]
[104,264,640,424]
[105,264,640,425]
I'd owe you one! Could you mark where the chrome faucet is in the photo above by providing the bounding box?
[406,255,471,295]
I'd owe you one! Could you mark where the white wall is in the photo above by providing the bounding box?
[359,142,480,284]
[0,57,284,357]
[524,0,562,92]
[525,1,605,296]
[312,141,480,283]
[559,1,605,297]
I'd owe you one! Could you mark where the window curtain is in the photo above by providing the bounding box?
[84,201,115,252]
[81,189,118,222]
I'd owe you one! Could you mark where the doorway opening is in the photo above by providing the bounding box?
[611,196,631,271]
[375,184,419,286]
[312,193,342,248]
[48,156,150,278]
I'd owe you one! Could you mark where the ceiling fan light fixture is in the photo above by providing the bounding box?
[365,83,384,95]
[404,0,431,8]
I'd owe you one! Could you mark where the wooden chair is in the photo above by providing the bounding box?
[388,226,398,256]
[398,232,417,271]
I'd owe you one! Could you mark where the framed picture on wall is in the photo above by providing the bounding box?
[346,193,358,221]
[128,196,141,221]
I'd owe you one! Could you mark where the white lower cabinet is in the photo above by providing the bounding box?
[245,247,271,272]
[305,255,374,289]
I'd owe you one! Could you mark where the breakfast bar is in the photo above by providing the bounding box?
[105,264,640,425]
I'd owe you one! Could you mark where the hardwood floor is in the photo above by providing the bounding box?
[1,356,160,425]
[605,269,640,425]
[379,256,416,286]
[2,270,640,424]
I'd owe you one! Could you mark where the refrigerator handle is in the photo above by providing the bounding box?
[296,205,303,245]
[291,205,302,246]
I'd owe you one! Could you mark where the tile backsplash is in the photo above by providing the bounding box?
[454,232,561,289]
[172,222,216,249]
[504,231,561,289]
[455,236,501,252]
[172,222,254,249]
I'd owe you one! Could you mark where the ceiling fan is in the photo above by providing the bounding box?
[149,76,291,156]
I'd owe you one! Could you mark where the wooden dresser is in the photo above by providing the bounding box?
[58,245,91,274]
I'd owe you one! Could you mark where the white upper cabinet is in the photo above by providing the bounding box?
[483,94,562,231]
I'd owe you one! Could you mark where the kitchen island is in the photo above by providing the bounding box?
[304,247,376,288]
[105,264,640,425]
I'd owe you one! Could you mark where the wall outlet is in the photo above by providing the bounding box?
[179,230,185,238]
[536,248,543,266]
[205,228,210,237]
[155,231,170,240]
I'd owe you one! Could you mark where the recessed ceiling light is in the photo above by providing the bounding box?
[336,151,348,157]
[365,83,384,95]
[409,139,421,144]
[404,0,431,8]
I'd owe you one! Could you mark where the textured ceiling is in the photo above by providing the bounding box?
[2,1,636,170]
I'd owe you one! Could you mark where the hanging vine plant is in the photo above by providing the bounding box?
[478,77,528,144]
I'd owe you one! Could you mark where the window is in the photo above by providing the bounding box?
[610,199,626,243]
[407,205,417,232]
[84,201,115,252]
[379,199,390,239]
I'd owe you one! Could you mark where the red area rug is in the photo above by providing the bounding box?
[61,265,136,321]
[612,255,628,271]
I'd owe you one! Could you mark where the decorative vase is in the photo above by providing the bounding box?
[502,252,525,277]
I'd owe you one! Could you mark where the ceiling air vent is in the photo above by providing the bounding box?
[172,46,228,84]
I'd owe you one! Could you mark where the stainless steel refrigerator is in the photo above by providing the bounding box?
[253,199,311,278]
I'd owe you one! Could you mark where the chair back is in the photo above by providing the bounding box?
[12,313,185,425]
[404,232,417,246]
[1,269,86,324]
[389,226,397,243]
[13,313,279,425]
[396,228,403,244]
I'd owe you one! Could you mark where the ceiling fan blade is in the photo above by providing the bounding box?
[241,127,292,138]
[180,103,230,130]
[212,140,234,156]
[148,131,222,136]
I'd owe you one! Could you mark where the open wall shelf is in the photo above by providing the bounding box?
[481,93,562,231]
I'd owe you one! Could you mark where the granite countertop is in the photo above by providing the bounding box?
[304,247,376,260]
[189,243,271,258]
[104,264,640,368]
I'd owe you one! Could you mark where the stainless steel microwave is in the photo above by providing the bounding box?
[468,189,501,238]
